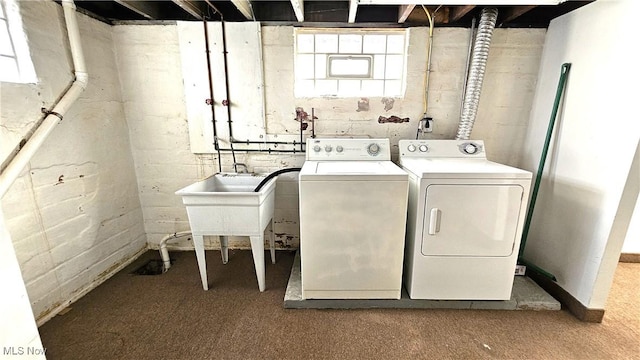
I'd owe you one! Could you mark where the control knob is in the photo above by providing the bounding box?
[313,145,321,152]
[464,143,478,154]
[336,145,344,153]
[367,143,380,156]
[325,145,333,152]
[419,144,428,152]
[407,144,417,152]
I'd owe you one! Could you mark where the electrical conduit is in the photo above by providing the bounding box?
[0,0,88,198]
[455,7,498,140]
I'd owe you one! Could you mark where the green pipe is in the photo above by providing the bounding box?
[518,63,571,280]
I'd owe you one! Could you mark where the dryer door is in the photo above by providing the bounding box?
[421,184,524,257]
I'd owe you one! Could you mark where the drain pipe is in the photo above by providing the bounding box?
[455,7,498,140]
[158,231,192,272]
[0,0,88,198]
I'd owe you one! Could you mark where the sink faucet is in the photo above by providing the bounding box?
[233,163,249,173]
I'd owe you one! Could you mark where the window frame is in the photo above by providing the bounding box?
[294,28,408,98]
[0,0,37,84]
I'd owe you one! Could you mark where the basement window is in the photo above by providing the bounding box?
[294,29,407,98]
[0,0,36,84]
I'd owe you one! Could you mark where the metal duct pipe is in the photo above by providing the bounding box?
[455,7,498,140]
[0,0,88,198]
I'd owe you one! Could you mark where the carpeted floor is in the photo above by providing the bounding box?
[39,250,640,360]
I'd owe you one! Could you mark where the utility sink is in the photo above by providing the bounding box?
[175,173,277,292]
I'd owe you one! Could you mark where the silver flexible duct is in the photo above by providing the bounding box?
[456,7,498,140]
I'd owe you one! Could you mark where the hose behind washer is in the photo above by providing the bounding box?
[254,168,302,192]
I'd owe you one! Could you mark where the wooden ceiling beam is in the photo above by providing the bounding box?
[398,5,416,23]
[500,5,537,25]
[348,0,358,23]
[230,0,254,20]
[290,0,304,22]
[449,5,475,22]
[114,0,163,19]
[172,0,204,20]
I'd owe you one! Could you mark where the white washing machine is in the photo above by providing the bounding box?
[399,140,532,300]
[299,138,409,299]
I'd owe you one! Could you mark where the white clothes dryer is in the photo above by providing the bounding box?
[299,138,409,299]
[399,140,532,300]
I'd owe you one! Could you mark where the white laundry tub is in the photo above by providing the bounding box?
[175,173,277,291]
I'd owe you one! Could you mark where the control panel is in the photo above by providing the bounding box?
[306,138,391,161]
[399,139,486,159]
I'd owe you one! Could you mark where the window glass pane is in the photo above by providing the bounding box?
[0,21,14,56]
[338,34,362,54]
[295,79,315,97]
[373,54,385,79]
[295,54,314,79]
[315,34,338,53]
[294,30,406,98]
[0,55,19,82]
[338,80,361,96]
[385,55,403,79]
[316,79,337,95]
[315,54,326,79]
[386,35,405,54]
[329,56,371,78]
[363,35,386,54]
[361,80,384,96]
[297,34,314,53]
[384,80,402,96]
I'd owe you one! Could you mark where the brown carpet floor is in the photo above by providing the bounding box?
[39,250,640,360]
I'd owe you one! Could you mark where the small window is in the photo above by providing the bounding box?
[0,0,36,84]
[294,29,407,98]
[327,55,372,78]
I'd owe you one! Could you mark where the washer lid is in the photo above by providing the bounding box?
[300,161,408,181]
[400,158,532,179]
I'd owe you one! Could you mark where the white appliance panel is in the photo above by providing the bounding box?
[300,180,407,297]
[316,161,387,174]
[421,184,524,257]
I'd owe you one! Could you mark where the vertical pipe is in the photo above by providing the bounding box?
[203,19,222,172]
[219,20,238,171]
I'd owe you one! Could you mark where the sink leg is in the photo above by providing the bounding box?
[219,236,229,264]
[193,235,208,290]
[269,220,276,264]
[250,235,266,292]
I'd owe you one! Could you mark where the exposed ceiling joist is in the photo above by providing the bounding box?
[290,0,304,22]
[172,0,204,20]
[398,5,416,23]
[114,0,160,19]
[449,5,475,22]
[230,0,254,20]
[348,0,358,23]
[500,5,537,24]
[358,0,561,4]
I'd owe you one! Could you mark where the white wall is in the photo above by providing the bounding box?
[0,1,146,323]
[622,195,640,254]
[114,23,546,251]
[520,0,640,309]
[0,208,45,359]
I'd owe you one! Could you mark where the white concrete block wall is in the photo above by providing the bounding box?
[114,23,545,251]
[0,1,146,323]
